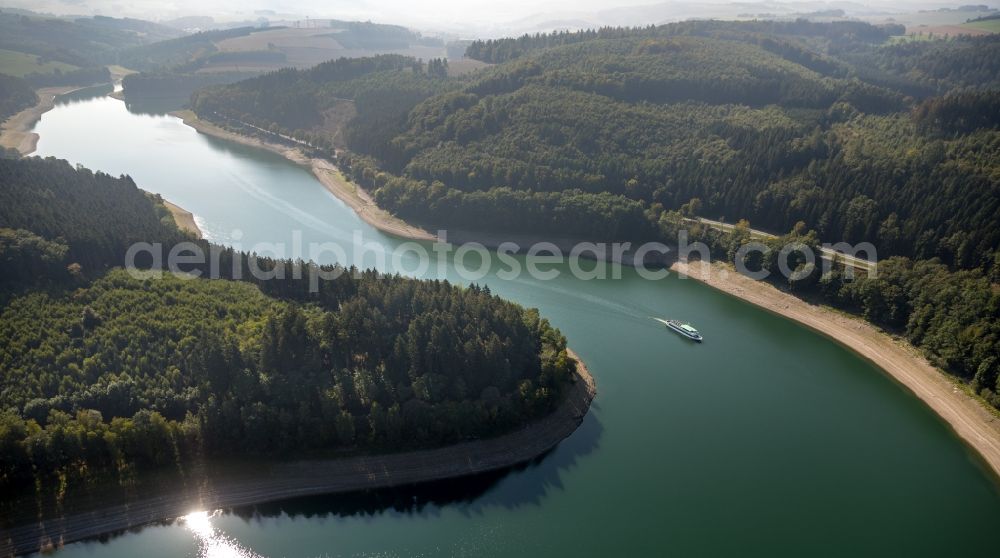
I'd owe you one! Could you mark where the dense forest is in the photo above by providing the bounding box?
[187,20,1000,410]
[192,21,1000,271]
[367,30,998,268]
[0,157,188,275]
[0,157,577,495]
[191,54,456,152]
[0,73,36,121]
[463,20,905,63]
[837,33,1000,94]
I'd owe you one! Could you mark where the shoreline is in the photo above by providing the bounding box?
[0,86,81,155]
[170,110,435,241]
[2,86,200,239]
[2,351,595,557]
[671,260,1000,480]
[167,111,670,266]
[162,200,203,239]
[169,111,1000,480]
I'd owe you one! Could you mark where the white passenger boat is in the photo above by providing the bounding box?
[652,317,703,342]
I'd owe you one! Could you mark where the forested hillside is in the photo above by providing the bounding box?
[332,20,442,50]
[464,20,903,63]
[372,29,998,267]
[837,34,1000,94]
[191,54,456,151]
[191,21,1000,271]
[0,157,577,495]
[185,20,1000,410]
[0,12,183,88]
[0,73,36,121]
[0,12,179,70]
[0,157,187,275]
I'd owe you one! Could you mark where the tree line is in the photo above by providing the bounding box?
[463,19,903,63]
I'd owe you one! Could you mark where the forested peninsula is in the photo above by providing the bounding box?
[0,157,592,532]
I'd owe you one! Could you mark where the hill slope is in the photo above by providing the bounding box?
[189,22,1000,271]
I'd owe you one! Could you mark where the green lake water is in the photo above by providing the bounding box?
[23,91,1000,557]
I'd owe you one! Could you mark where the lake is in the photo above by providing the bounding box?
[24,90,1000,557]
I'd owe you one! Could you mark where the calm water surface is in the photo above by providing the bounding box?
[26,92,1000,557]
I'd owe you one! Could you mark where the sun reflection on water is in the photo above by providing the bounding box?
[180,510,264,558]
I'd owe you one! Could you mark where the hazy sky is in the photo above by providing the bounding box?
[2,0,985,33]
[12,0,661,21]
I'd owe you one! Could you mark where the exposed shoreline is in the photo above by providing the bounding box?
[170,110,435,241]
[170,110,1000,479]
[169,110,671,267]
[162,200,203,239]
[671,260,1000,480]
[0,86,81,155]
[1,351,595,557]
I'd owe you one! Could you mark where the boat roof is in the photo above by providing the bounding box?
[680,324,699,333]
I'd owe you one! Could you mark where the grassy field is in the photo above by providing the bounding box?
[867,7,998,40]
[964,19,1000,33]
[0,48,77,77]
[895,23,994,41]
[886,34,936,44]
[447,58,490,76]
[885,8,995,27]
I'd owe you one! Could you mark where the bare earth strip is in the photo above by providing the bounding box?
[170,110,435,241]
[312,159,437,240]
[162,200,202,239]
[1,352,595,557]
[671,260,1000,480]
[0,86,80,155]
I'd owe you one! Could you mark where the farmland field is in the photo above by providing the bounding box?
[447,57,490,75]
[964,19,1000,33]
[0,48,77,77]
[202,27,446,72]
